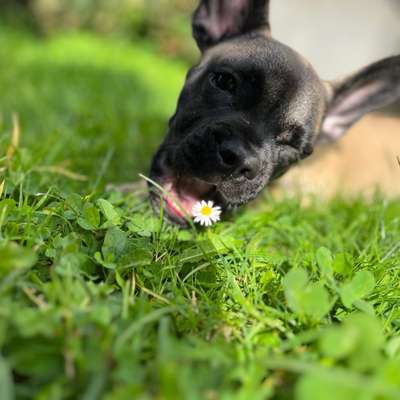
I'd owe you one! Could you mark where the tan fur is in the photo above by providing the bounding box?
[276,114,400,198]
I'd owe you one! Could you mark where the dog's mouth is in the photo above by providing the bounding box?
[149,176,219,225]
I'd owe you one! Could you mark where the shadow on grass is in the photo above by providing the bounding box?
[0,29,187,190]
[1,62,169,186]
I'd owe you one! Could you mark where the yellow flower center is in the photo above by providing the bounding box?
[201,206,212,216]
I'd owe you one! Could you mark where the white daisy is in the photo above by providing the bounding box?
[192,200,222,227]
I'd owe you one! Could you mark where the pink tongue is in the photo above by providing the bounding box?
[163,185,198,219]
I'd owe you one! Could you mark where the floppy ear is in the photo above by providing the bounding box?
[320,55,400,141]
[192,0,271,51]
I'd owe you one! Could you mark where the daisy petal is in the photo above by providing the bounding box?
[192,204,201,213]
[192,200,223,226]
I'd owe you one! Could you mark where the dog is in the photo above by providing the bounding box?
[278,113,400,199]
[149,0,400,224]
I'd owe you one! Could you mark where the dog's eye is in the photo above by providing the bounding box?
[276,127,303,149]
[209,72,237,93]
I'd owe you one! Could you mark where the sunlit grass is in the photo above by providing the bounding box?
[0,25,400,400]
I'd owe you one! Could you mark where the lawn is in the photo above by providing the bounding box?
[1,25,400,400]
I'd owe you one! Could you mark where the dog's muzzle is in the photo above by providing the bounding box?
[149,124,264,224]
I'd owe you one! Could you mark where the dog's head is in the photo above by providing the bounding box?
[150,0,400,224]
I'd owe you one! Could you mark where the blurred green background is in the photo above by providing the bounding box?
[1,3,400,400]
[0,0,200,191]
[1,0,399,194]
[2,0,199,61]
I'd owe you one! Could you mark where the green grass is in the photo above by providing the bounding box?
[1,26,400,400]
[0,26,187,188]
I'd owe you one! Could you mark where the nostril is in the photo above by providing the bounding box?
[237,156,259,180]
[219,148,239,166]
[239,167,257,180]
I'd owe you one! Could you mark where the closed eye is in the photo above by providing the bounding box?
[276,126,304,149]
[209,72,238,94]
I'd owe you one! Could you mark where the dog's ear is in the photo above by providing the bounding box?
[192,0,271,51]
[320,55,400,141]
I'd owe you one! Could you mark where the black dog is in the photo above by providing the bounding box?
[150,0,400,224]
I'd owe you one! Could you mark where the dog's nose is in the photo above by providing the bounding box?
[217,135,259,180]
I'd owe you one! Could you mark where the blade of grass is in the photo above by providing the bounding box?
[6,112,20,160]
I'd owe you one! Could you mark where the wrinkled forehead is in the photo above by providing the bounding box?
[189,34,326,130]
[196,35,311,77]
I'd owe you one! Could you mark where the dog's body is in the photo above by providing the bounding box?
[278,113,400,199]
[149,0,400,223]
